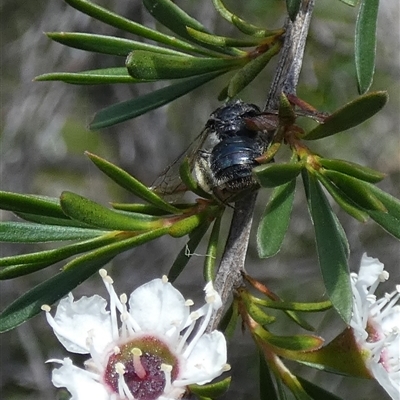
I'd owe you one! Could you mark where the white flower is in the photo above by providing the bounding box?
[350,253,400,400]
[42,272,230,400]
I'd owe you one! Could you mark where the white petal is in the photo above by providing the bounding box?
[128,279,189,334]
[368,361,400,400]
[53,294,113,354]
[182,331,227,385]
[51,358,109,400]
[358,253,385,286]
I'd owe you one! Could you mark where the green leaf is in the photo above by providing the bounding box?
[286,0,302,22]
[219,301,239,338]
[0,235,119,279]
[254,162,303,188]
[13,212,94,228]
[362,182,400,239]
[322,170,386,211]
[296,377,344,400]
[355,0,379,93]
[142,0,241,56]
[46,32,187,57]
[203,214,222,282]
[259,353,279,400]
[189,377,231,398]
[339,0,359,6]
[0,222,107,243]
[318,158,385,183]
[126,51,244,80]
[247,303,276,326]
[35,68,137,85]
[257,179,296,258]
[0,228,168,332]
[0,191,67,219]
[226,41,282,98]
[60,191,162,230]
[303,171,352,323]
[269,334,324,352]
[315,171,369,222]
[186,27,262,48]
[168,213,208,238]
[303,91,388,140]
[255,326,323,352]
[179,157,212,200]
[90,71,224,129]
[168,221,210,282]
[0,254,113,332]
[64,0,218,56]
[86,152,181,214]
[211,0,276,38]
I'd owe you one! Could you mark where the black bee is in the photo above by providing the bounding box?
[152,100,276,202]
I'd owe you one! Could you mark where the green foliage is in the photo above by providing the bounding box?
[35,0,285,129]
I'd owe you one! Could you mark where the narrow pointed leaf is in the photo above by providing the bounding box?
[362,182,400,239]
[257,179,296,258]
[0,222,107,242]
[355,0,379,93]
[296,377,344,400]
[0,235,119,279]
[268,334,324,352]
[318,158,385,183]
[286,0,302,22]
[0,254,113,332]
[0,191,67,219]
[60,191,162,230]
[0,228,168,332]
[189,377,231,398]
[142,0,240,56]
[36,68,136,85]
[227,41,281,97]
[322,170,386,211]
[46,32,187,57]
[204,214,222,282]
[303,91,388,140]
[339,0,359,5]
[303,171,352,322]
[186,27,262,48]
[254,162,303,188]
[232,17,279,38]
[259,354,279,400]
[13,212,94,228]
[315,171,369,222]
[86,152,181,214]
[64,0,218,56]
[90,71,224,129]
[168,222,210,282]
[126,51,244,80]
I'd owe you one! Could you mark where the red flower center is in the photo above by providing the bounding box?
[103,336,179,400]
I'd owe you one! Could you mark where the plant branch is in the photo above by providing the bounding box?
[207,0,315,332]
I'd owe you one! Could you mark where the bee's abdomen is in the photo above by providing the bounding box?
[210,136,262,192]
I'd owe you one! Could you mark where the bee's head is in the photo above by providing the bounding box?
[207,100,261,139]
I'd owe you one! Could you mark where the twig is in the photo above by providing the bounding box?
[207,0,315,332]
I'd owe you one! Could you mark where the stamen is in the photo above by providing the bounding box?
[116,362,134,400]
[41,304,51,312]
[131,347,146,379]
[183,303,213,359]
[161,363,173,393]
[185,299,194,307]
[162,275,168,283]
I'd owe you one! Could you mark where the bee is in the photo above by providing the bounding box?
[152,100,276,203]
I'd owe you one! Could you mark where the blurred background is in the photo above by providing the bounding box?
[1,0,399,399]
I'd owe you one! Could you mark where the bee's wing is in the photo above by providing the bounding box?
[150,126,210,201]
